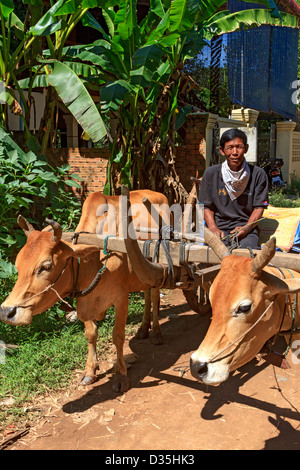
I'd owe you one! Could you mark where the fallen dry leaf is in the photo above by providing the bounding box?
[98,408,115,424]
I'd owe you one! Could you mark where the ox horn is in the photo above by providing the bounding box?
[121,187,166,288]
[251,237,276,274]
[45,219,63,243]
[17,215,35,236]
[204,227,230,260]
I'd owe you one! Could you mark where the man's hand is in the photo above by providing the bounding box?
[230,226,247,239]
[230,208,264,240]
[209,226,225,239]
[204,208,225,238]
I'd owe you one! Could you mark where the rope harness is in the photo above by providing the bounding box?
[71,233,113,299]
[143,225,175,288]
[207,265,298,367]
[175,265,299,377]
[14,260,71,309]
[14,234,113,311]
[221,217,265,253]
[264,266,298,361]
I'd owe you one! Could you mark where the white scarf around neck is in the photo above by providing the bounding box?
[221,159,250,201]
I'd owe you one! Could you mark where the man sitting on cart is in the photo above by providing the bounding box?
[199,128,269,250]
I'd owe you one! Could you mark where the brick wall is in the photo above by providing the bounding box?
[47,147,109,199]
[175,114,206,193]
[48,113,207,198]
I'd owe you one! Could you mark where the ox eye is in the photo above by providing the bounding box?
[234,303,252,316]
[37,262,52,275]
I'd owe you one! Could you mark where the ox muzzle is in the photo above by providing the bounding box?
[190,358,208,381]
[0,305,17,322]
[189,353,230,385]
[0,304,32,325]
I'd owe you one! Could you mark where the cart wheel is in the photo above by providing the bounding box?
[183,286,211,315]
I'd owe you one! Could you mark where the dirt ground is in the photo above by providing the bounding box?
[5,289,300,451]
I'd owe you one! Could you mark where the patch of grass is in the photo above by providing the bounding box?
[0,322,87,424]
[0,288,145,429]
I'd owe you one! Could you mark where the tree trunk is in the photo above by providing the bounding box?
[38,87,58,156]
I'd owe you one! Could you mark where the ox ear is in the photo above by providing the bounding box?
[261,271,300,295]
[68,243,100,259]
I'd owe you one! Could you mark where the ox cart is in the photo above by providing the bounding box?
[7,186,300,390]
[60,186,300,314]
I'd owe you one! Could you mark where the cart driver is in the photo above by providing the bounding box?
[199,128,269,250]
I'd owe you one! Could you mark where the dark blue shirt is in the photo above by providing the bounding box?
[199,163,269,232]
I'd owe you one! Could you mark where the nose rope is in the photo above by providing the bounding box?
[14,261,70,309]
[197,266,299,367]
[208,299,276,364]
[12,234,113,310]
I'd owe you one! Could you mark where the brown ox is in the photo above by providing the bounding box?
[190,236,300,385]
[121,221,300,386]
[0,190,169,392]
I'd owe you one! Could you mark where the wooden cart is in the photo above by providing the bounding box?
[61,186,300,313]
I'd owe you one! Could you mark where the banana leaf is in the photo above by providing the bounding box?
[102,7,115,37]
[0,0,14,19]
[242,0,282,18]
[53,0,82,15]
[130,44,163,87]
[150,0,167,17]
[18,74,49,89]
[169,0,195,32]
[100,79,133,112]
[203,9,298,39]
[29,0,67,36]
[196,0,281,24]
[81,11,110,40]
[145,61,171,124]
[180,30,208,61]
[47,61,107,143]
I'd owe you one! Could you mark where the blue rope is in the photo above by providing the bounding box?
[103,234,113,256]
[100,234,114,271]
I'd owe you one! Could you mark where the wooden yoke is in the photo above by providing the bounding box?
[120,186,222,289]
[121,186,168,288]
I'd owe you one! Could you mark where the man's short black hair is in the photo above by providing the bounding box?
[220,129,247,149]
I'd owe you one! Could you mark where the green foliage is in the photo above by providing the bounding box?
[1,0,297,192]
[47,61,107,143]
[0,128,82,276]
[269,190,300,208]
[286,172,300,197]
[41,0,297,193]
[0,315,88,425]
[268,174,300,208]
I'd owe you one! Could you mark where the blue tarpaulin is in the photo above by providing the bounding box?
[290,221,300,252]
[227,0,298,119]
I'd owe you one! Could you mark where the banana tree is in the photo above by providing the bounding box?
[0,0,43,143]
[0,0,104,152]
[27,0,104,154]
[45,0,297,200]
